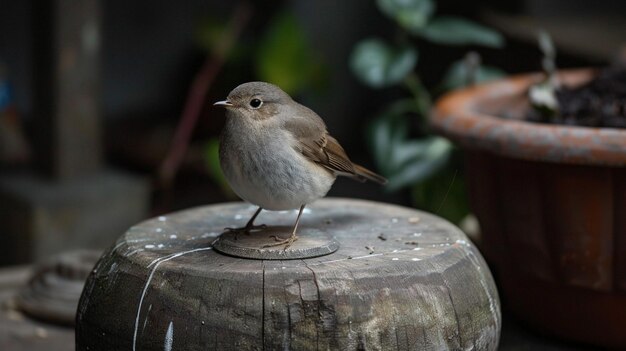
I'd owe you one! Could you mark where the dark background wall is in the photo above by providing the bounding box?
[0,0,623,212]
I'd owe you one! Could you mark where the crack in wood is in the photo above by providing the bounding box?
[302,260,321,350]
[285,287,292,349]
[444,282,464,348]
[261,261,266,351]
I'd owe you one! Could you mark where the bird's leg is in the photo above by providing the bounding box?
[224,207,266,239]
[263,204,305,250]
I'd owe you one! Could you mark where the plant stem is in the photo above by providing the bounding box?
[404,73,432,117]
[158,2,252,188]
[403,73,433,134]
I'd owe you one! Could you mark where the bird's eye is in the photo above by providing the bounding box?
[249,98,262,109]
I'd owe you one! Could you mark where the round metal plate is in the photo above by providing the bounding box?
[212,226,339,260]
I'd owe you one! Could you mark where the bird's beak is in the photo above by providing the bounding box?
[213,100,233,107]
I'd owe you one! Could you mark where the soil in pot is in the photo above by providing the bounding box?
[528,65,626,128]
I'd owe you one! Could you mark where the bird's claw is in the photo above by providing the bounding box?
[262,234,298,250]
[224,224,267,240]
[224,224,267,232]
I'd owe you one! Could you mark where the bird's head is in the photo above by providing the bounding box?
[214,82,292,121]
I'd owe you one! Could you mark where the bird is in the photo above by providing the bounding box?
[214,82,387,249]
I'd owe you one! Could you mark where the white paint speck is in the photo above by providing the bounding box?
[157,244,164,248]
[234,214,243,220]
[413,247,422,251]
[352,253,383,260]
[107,262,118,275]
[392,257,399,261]
[158,216,167,222]
[164,321,174,351]
[169,234,177,239]
[145,244,155,249]
[392,249,399,253]
[413,232,422,237]
[156,228,163,233]
[411,258,421,261]
[126,249,144,257]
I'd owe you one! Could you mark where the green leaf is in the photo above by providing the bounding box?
[529,80,558,115]
[195,17,228,53]
[195,16,249,62]
[420,16,504,47]
[256,12,324,95]
[376,0,435,32]
[538,30,555,60]
[538,30,557,77]
[440,58,506,91]
[368,109,467,221]
[368,112,409,173]
[350,39,418,88]
[385,137,452,191]
[367,109,453,191]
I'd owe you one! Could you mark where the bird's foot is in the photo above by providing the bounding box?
[224,224,267,240]
[262,234,299,250]
[224,224,267,232]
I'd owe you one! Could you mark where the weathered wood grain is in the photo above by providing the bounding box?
[76,199,500,350]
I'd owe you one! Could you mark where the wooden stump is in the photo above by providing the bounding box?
[76,199,500,350]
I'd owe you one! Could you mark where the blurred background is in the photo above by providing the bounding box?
[0,0,625,349]
[0,0,623,263]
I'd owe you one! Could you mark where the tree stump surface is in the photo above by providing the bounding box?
[76,198,500,350]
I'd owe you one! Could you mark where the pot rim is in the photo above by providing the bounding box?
[431,68,626,166]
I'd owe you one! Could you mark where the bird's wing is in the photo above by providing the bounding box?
[284,114,387,184]
[304,132,358,175]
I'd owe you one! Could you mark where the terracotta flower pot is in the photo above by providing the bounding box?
[431,69,626,348]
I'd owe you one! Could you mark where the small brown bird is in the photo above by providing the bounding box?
[215,82,386,248]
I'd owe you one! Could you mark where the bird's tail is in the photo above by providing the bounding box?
[353,163,388,185]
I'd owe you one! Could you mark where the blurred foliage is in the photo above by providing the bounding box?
[198,9,327,196]
[196,17,231,55]
[203,138,235,198]
[366,100,452,192]
[529,31,559,118]
[439,52,506,92]
[351,39,418,88]
[256,12,326,95]
[351,0,505,223]
[412,163,468,224]
[377,0,435,33]
[419,16,503,47]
